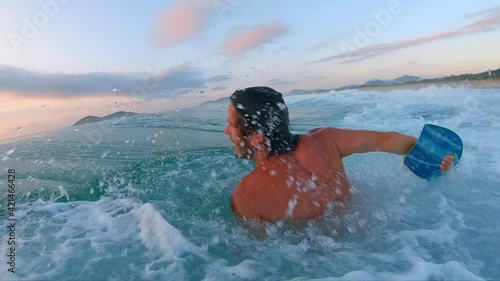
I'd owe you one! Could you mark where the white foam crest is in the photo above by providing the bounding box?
[394,224,459,247]
[289,260,483,281]
[133,203,205,261]
[203,260,258,281]
[1,198,140,280]
[3,198,207,280]
[389,196,463,256]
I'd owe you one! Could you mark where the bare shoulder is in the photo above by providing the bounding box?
[303,127,343,152]
[308,127,342,137]
[230,172,263,219]
[306,127,378,157]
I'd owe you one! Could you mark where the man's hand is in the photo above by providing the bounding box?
[439,153,455,171]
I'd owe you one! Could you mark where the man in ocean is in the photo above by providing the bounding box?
[224,86,454,221]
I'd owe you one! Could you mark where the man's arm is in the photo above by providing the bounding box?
[311,127,417,158]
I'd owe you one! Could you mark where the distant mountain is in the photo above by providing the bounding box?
[393,75,423,84]
[406,67,500,84]
[73,111,140,126]
[334,84,358,91]
[361,75,422,87]
[362,79,388,86]
[197,68,500,104]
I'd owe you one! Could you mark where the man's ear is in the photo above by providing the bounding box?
[249,130,265,144]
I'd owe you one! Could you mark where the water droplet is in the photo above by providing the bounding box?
[270,170,277,176]
[212,235,219,244]
[347,225,356,234]
[74,128,80,132]
[112,87,117,92]
[114,101,119,107]
[277,102,286,110]
[41,105,46,108]
[176,108,180,112]
[221,107,225,111]
[236,103,245,109]
[16,126,23,132]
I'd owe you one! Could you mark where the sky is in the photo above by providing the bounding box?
[1,0,500,140]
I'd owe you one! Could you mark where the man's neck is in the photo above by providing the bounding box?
[252,147,272,170]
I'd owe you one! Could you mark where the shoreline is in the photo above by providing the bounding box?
[352,79,500,92]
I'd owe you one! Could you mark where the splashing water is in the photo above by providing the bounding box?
[0,86,499,280]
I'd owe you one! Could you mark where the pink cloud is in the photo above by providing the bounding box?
[313,5,500,64]
[154,0,212,48]
[464,5,500,18]
[224,23,289,56]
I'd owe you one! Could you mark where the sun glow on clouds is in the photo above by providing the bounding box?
[154,0,212,48]
[224,22,289,56]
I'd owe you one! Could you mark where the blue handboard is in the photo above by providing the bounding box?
[404,124,463,179]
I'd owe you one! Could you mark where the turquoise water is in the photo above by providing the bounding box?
[1,86,499,280]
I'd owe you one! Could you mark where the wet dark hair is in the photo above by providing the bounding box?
[230,86,299,155]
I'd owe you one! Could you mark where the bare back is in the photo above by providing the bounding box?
[233,130,351,220]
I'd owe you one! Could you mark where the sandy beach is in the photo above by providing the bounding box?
[355,79,500,92]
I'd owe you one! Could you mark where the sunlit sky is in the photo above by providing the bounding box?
[1,0,500,140]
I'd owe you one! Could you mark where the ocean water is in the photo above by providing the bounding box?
[1,86,499,280]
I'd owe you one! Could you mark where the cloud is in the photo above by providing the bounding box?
[312,5,500,64]
[224,22,289,56]
[0,65,222,98]
[464,5,500,18]
[307,42,330,52]
[154,0,212,48]
[210,85,228,91]
[306,31,351,52]
[206,74,232,83]
[267,78,297,86]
